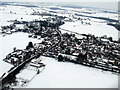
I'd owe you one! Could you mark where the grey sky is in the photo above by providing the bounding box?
[1,0,120,2]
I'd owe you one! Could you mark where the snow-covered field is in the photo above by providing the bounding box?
[0,32,41,60]
[0,34,118,88]
[0,33,118,88]
[0,32,41,78]
[0,3,119,88]
[0,60,13,78]
[60,19,118,41]
[0,5,46,28]
[25,56,118,88]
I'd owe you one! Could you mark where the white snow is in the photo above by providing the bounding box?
[25,56,118,88]
[0,60,13,78]
[0,4,119,88]
[0,5,44,28]
[0,32,42,59]
[60,20,118,41]
[0,32,42,78]
[16,68,37,81]
[92,12,118,20]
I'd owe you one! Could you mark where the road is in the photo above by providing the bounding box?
[0,28,62,89]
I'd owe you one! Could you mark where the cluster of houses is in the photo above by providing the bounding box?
[2,19,62,68]
[0,14,64,35]
[57,33,120,73]
[1,17,120,73]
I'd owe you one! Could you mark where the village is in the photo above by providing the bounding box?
[0,3,120,89]
[1,16,120,75]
